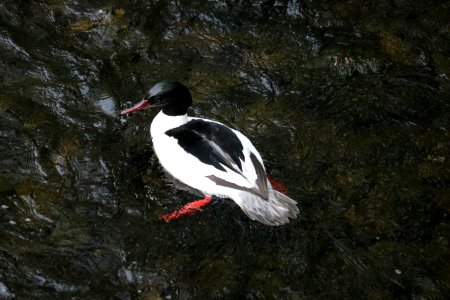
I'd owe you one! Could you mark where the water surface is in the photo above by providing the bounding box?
[1,0,449,299]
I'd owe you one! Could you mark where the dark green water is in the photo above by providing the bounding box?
[1,0,449,299]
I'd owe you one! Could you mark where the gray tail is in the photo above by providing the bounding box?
[234,190,299,226]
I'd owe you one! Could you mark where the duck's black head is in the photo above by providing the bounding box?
[121,81,192,116]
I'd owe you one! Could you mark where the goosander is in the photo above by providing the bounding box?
[121,81,299,226]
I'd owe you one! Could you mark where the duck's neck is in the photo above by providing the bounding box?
[151,110,189,137]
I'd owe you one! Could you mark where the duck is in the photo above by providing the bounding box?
[120,81,299,226]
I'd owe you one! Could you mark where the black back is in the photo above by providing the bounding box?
[165,119,245,173]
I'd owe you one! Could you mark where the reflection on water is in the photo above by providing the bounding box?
[1,0,449,299]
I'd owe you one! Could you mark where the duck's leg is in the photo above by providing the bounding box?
[267,174,289,194]
[159,195,213,222]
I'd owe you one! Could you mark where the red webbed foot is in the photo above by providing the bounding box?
[267,174,289,194]
[159,196,213,222]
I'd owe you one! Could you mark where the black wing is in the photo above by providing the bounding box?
[207,153,269,200]
[165,119,245,173]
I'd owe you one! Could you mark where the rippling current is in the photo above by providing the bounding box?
[1,0,449,299]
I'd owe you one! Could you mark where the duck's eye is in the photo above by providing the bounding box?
[147,95,161,104]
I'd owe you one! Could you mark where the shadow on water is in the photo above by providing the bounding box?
[1,0,449,299]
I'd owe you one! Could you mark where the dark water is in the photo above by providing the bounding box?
[1,0,449,299]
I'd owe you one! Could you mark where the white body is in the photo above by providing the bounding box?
[150,110,299,225]
[151,111,262,197]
